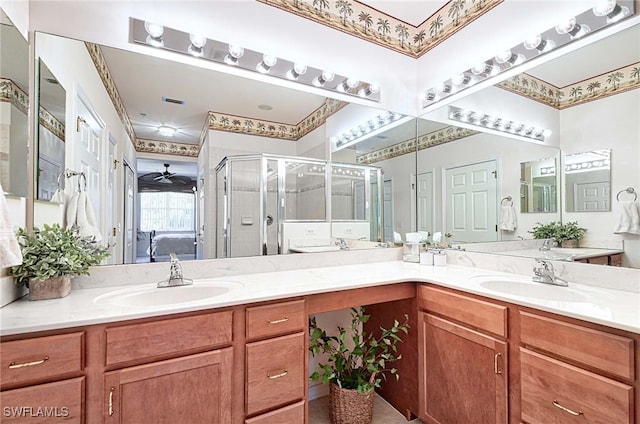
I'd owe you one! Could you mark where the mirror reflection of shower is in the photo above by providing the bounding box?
[215,154,382,258]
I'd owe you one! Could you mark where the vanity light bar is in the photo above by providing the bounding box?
[332,112,407,152]
[448,106,552,142]
[422,0,634,108]
[130,18,381,102]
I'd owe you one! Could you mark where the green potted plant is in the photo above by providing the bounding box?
[11,224,110,300]
[529,221,586,248]
[555,221,586,248]
[309,307,410,424]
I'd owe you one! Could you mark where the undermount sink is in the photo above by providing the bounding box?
[470,275,587,302]
[93,280,244,308]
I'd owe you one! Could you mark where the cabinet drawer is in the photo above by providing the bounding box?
[105,310,232,366]
[246,300,305,341]
[0,377,84,423]
[418,285,507,337]
[246,332,305,416]
[0,332,84,389]
[520,311,634,380]
[245,400,305,424]
[520,348,633,424]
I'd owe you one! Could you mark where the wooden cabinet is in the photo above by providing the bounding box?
[104,349,232,423]
[0,332,84,390]
[245,299,306,422]
[418,312,508,424]
[101,311,235,424]
[520,348,633,424]
[0,377,84,423]
[519,311,635,424]
[0,332,85,423]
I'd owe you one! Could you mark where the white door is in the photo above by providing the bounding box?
[417,172,433,235]
[445,160,498,243]
[103,133,117,263]
[383,179,393,243]
[573,181,610,211]
[197,169,205,259]
[123,161,135,264]
[71,89,105,240]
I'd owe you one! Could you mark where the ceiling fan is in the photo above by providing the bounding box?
[154,163,176,184]
[138,163,196,192]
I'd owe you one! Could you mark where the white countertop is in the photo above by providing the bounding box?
[1,262,638,336]
[502,247,624,261]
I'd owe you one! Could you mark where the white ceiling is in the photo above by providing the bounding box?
[528,24,640,87]
[101,45,329,145]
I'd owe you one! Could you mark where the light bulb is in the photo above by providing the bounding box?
[312,71,335,87]
[224,45,244,65]
[189,34,207,48]
[286,63,308,80]
[257,54,277,74]
[144,22,164,38]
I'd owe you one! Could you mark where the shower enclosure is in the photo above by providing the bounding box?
[215,154,382,258]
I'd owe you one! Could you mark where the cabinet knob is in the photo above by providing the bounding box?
[108,387,115,416]
[268,317,289,324]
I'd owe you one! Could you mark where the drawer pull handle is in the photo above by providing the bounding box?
[108,387,115,416]
[553,400,583,416]
[493,353,501,374]
[268,370,288,379]
[8,356,49,369]
[269,317,289,324]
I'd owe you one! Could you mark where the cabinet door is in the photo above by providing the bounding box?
[418,312,508,424]
[104,348,232,424]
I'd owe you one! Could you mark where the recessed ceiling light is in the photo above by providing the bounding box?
[258,104,273,111]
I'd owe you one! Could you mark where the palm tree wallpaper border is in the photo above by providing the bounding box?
[498,62,640,110]
[257,0,504,58]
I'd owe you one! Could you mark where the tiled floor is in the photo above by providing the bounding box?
[309,394,423,424]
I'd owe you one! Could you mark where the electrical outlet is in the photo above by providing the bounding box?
[306,228,315,235]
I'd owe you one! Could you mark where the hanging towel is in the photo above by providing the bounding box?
[0,183,23,268]
[613,201,640,235]
[66,191,103,242]
[50,188,65,204]
[498,205,517,231]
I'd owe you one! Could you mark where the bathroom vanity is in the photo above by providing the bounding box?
[0,260,638,423]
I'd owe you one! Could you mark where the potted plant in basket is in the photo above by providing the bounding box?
[10,224,110,300]
[309,307,410,424]
[529,221,586,248]
[555,221,586,248]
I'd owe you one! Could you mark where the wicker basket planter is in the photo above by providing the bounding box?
[560,240,579,248]
[27,276,71,300]
[329,383,374,424]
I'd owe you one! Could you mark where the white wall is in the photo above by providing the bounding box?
[560,90,640,268]
[416,131,561,242]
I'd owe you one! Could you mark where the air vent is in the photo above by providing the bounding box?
[162,97,185,105]
[376,135,388,140]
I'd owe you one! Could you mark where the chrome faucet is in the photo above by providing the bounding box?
[158,253,193,288]
[335,238,350,250]
[532,259,568,287]
[539,239,552,251]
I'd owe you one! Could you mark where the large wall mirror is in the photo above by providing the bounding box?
[0,10,29,199]
[29,31,414,264]
[21,19,640,270]
[36,60,66,201]
[422,22,639,268]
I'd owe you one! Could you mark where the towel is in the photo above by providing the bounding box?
[613,201,640,235]
[0,184,23,268]
[50,188,65,204]
[499,205,517,231]
[66,191,103,242]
